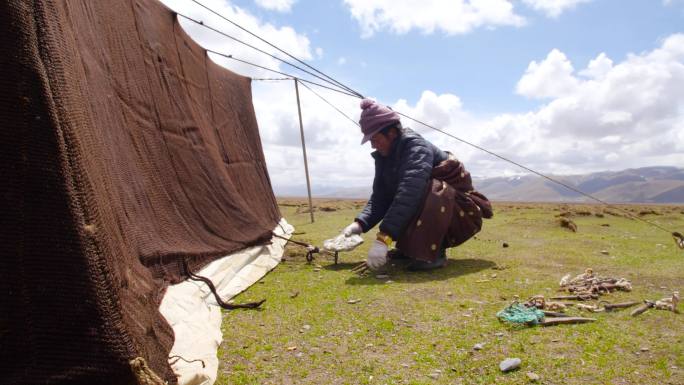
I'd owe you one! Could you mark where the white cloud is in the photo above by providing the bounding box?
[337,57,347,65]
[521,0,592,18]
[516,49,580,99]
[342,0,526,37]
[254,0,297,12]
[579,52,613,79]
[477,34,684,175]
[251,81,374,194]
[598,135,621,144]
[393,91,466,131]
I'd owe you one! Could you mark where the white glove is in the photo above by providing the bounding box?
[343,221,363,237]
[366,240,389,270]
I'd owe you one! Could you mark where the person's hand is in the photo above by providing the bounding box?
[343,221,363,237]
[366,240,388,270]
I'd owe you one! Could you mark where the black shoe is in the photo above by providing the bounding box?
[387,248,411,260]
[406,256,447,271]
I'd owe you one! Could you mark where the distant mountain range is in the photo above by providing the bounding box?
[311,166,684,203]
[475,166,684,203]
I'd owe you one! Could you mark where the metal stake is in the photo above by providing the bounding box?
[294,78,314,223]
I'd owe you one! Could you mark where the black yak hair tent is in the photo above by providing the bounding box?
[0,0,284,383]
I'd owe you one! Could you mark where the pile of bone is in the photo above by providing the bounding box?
[559,268,632,297]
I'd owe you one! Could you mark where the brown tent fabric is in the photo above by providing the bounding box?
[0,0,281,384]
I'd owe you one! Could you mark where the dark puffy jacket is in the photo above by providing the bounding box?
[356,128,447,240]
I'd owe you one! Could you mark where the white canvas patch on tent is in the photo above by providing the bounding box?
[160,218,294,385]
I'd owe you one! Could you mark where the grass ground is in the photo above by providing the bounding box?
[216,199,684,385]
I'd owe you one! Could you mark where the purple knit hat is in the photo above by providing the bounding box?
[359,98,401,144]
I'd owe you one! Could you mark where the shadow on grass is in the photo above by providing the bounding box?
[323,262,361,271]
[343,258,497,285]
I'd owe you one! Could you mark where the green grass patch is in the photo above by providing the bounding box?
[215,200,684,384]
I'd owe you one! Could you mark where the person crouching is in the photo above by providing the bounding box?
[344,98,493,271]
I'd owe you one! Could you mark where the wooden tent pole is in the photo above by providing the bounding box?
[294,78,314,223]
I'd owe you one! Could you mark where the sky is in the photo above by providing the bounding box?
[159,0,684,196]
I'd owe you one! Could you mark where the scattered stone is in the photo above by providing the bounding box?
[499,357,521,372]
[447,292,454,297]
[401,363,410,368]
[294,352,303,358]
[313,268,321,272]
[600,250,609,255]
[640,347,650,352]
[551,339,560,342]
[659,286,667,290]
[347,299,361,304]
[526,372,540,382]
[473,343,484,351]
[302,324,311,331]
[385,280,394,284]
[491,273,498,278]
[286,346,297,351]
[376,274,390,279]
[495,332,505,337]
[289,291,299,299]
[502,242,509,248]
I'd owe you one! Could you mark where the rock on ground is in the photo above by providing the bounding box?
[499,357,521,372]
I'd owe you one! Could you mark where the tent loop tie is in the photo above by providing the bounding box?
[169,355,206,368]
[182,260,265,310]
[271,232,320,262]
[673,232,684,250]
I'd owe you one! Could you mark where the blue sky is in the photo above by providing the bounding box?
[226,0,684,112]
[161,0,684,196]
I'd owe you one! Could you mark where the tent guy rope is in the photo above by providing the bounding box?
[175,12,359,98]
[188,0,364,98]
